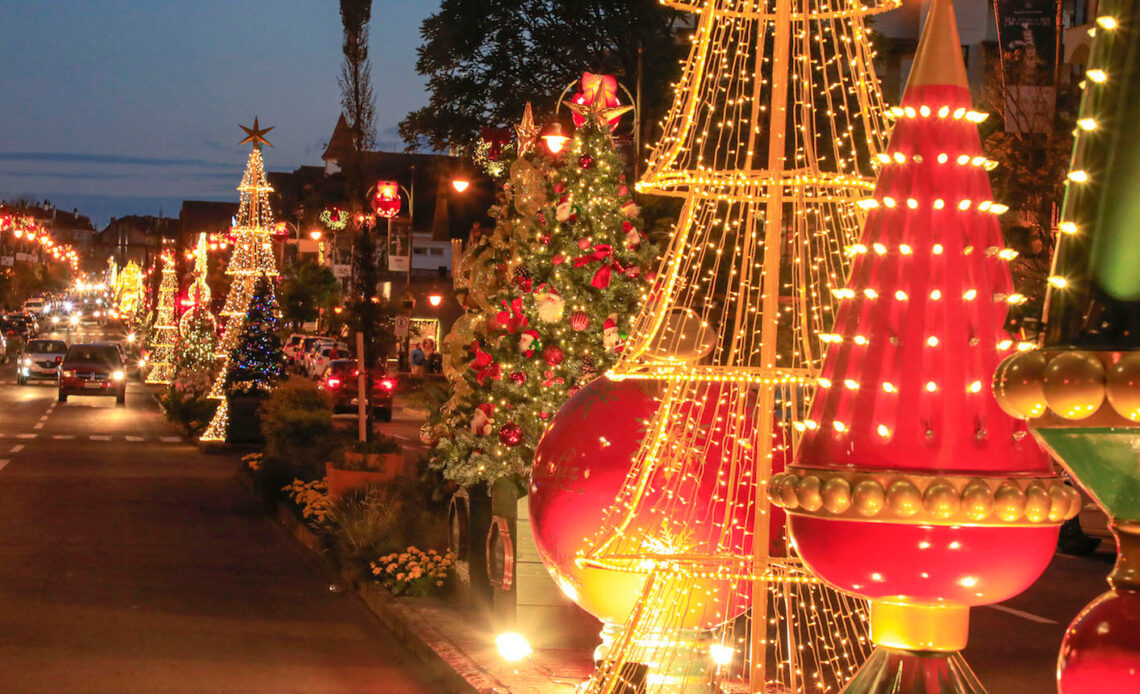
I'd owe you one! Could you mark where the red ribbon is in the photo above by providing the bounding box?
[572,244,623,289]
[496,297,528,333]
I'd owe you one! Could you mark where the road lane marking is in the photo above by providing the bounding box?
[51,435,75,440]
[33,423,43,430]
[9,445,23,453]
[16,434,36,440]
[159,436,183,443]
[89,435,111,441]
[987,604,1057,624]
[0,460,7,471]
[125,436,143,442]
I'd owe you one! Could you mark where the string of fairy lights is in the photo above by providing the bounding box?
[579,0,897,692]
[0,212,82,271]
[144,248,178,385]
[200,128,281,443]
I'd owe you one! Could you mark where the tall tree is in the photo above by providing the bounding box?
[399,0,683,152]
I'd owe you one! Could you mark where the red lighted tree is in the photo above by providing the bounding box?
[769,1,1079,690]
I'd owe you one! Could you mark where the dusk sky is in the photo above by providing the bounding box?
[0,0,435,227]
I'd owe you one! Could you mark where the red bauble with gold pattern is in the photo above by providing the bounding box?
[529,377,767,628]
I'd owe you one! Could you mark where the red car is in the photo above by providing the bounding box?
[319,359,394,421]
[58,343,126,405]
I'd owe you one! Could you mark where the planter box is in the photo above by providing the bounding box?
[325,453,403,499]
[227,394,266,444]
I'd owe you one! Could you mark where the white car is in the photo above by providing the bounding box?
[308,344,352,379]
[282,333,308,364]
[18,338,67,384]
[301,338,338,375]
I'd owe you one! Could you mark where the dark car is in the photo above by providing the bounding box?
[1,315,29,341]
[18,338,67,384]
[318,359,395,421]
[58,343,126,405]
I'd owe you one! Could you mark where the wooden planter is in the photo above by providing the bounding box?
[325,453,403,499]
[228,394,266,444]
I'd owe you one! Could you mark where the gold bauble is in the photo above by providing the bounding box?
[886,479,922,517]
[923,480,959,519]
[1049,485,1077,522]
[992,351,1048,419]
[852,479,885,517]
[961,480,994,522]
[1043,351,1106,420]
[820,476,852,514]
[994,482,1027,522]
[778,475,800,509]
[1024,483,1051,523]
[1107,352,1140,421]
[797,475,823,512]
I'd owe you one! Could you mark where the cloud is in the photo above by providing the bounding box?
[0,151,232,169]
[2,170,134,181]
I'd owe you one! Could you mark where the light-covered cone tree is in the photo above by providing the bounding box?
[425,109,656,486]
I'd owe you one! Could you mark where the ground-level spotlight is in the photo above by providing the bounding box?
[709,643,734,667]
[495,632,532,663]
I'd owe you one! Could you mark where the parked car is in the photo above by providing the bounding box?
[308,344,351,379]
[318,359,395,421]
[22,297,46,317]
[58,343,127,405]
[17,338,67,384]
[301,338,340,375]
[283,333,308,364]
[12,312,39,337]
[293,336,325,371]
[1,315,29,342]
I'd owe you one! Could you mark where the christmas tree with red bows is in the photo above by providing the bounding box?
[424,89,656,487]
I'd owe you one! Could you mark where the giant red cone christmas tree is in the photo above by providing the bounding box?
[769,1,1079,691]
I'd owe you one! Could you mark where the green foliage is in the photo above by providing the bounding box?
[426,114,658,486]
[259,376,336,482]
[346,435,402,458]
[280,260,340,328]
[226,275,284,395]
[0,261,71,310]
[400,0,683,151]
[175,307,217,375]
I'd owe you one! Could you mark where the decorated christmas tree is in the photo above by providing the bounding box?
[225,275,282,395]
[200,119,281,442]
[144,248,178,384]
[175,233,218,374]
[771,1,1076,690]
[424,94,656,486]
[114,260,143,323]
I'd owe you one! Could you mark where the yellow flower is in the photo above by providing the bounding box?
[396,573,406,581]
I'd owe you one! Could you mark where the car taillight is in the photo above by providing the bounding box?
[379,379,395,391]
[55,356,62,363]
[326,378,341,388]
[62,370,74,378]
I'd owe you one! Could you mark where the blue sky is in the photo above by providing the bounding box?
[0,0,434,226]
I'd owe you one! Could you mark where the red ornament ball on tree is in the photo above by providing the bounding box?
[579,155,593,169]
[509,371,526,384]
[569,311,590,331]
[498,421,524,447]
[543,345,565,367]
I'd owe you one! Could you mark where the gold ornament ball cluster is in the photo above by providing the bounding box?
[994,350,1140,421]
[769,470,1079,525]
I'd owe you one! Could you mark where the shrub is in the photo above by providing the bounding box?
[260,376,335,481]
[161,368,217,435]
[325,484,404,575]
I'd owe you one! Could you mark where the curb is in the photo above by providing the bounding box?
[235,465,499,694]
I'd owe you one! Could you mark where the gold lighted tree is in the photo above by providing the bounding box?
[200,124,280,442]
[581,1,897,692]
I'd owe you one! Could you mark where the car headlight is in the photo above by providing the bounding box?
[51,316,60,324]
[112,370,125,381]
[22,357,31,366]
[62,370,74,378]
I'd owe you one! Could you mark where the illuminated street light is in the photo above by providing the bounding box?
[542,122,569,154]
[427,293,443,307]
[495,632,532,663]
[451,176,470,193]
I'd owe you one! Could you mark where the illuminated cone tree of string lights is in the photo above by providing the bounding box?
[992,3,1140,691]
[536,0,901,691]
[769,2,1079,691]
[144,248,179,385]
[200,119,281,443]
[176,232,218,374]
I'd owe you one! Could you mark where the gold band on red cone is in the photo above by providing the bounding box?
[768,467,1079,526]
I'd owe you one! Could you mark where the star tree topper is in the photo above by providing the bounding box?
[239,117,274,148]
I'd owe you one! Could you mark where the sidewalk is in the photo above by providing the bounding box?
[257,470,597,694]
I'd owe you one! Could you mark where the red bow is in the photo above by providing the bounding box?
[572,244,622,289]
[472,343,501,385]
[496,297,528,333]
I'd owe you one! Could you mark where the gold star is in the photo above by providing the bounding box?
[564,99,634,127]
[239,117,274,148]
[515,103,539,154]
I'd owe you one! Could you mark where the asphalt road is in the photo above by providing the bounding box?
[0,325,443,694]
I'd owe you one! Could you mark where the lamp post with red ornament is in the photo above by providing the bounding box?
[769,2,1078,691]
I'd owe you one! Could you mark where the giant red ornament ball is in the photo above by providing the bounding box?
[1058,589,1140,693]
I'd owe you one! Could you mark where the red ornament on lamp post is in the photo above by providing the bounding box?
[769,2,1077,691]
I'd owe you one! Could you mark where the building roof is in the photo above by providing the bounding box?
[322,114,355,162]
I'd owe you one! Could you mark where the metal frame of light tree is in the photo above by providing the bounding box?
[578,1,897,692]
[144,247,179,385]
[200,120,280,443]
